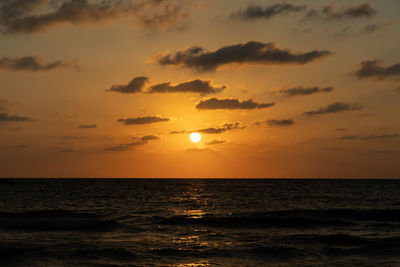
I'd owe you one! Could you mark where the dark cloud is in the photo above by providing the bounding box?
[170,130,186,134]
[77,124,97,129]
[307,3,376,20]
[140,135,159,142]
[197,123,245,134]
[118,116,169,125]
[338,135,358,140]
[105,134,159,151]
[0,112,31,122]
[354,60,400,80]
[266,119,294,127]
[196,98,275,110]
[360,134,399,141]
[231,3,307,20]
[279,86,333,96]
[205,139,226,145]
[0,56,76,71]
[107,76,149,94]
[148,79,225,94]
[304,102,362,116]
[0,0,190,34]
[155,41,332,72]
[107,77,225,95]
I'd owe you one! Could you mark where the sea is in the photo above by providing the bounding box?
[0,179,400,266]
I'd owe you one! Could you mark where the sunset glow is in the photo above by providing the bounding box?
[0,0,399,178]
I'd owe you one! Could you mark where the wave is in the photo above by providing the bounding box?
[160,214,354,229]
[278,234,400,247]
[151,246,302,259]
[160,209,400,229]
[0,210,120,232]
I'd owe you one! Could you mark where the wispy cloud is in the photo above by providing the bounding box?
[306,3,377,20]
[0,56,78,72]
[0,112,32,122]
[278,86,333,96]
[105,135,160,151]
[304,102,362,116]
[77,124,97,129]
[118,116,169,125]
[197,123,245,134]
[231,3,307,20]
[266,119,295,127]
[0,0,191,34]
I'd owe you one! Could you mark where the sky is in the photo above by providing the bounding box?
[0,0,399,178]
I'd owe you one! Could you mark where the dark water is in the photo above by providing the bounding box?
[1,179,400,266]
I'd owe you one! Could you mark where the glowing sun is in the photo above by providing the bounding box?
[190,132,202,143]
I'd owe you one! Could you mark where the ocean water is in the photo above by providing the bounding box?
[1,179,400,267]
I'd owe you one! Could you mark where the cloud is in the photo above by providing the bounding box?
[140,134,159,142]
[304,102,362,116]
[205,139,226,145]
[137,2,191,31]
[148,79,225,94]
[118,116,169,125]
[364,21,395,34]
[0,112,32,122]
[77,124,97,129]
[266,119,295,127]
[0,56,77,71]
[354,60,400,80]
[170,130,186,134]
[360,134,399,141]
[278,86,333,96]
[231,3,307,20]
[107,77,225,95]
[105,134,159,151]
[335,128,348,131]
[0,0,190,34]
[197,123,245,134]
[155,41,332,72]
[306,3,377,20]
[107,76,149,94]
[338,135,358,140]
[196,98,275,110]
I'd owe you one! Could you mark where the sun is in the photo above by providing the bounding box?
[190,132,202,143]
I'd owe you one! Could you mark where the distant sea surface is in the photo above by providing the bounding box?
[1,179,400,266]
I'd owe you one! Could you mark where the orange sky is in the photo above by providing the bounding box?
[0,0,399,178]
